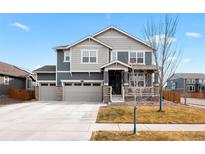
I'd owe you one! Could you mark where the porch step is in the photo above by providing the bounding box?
[111,95,124,103]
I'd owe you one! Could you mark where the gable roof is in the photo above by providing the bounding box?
[54,36,112,50]
[92,26,155,50]
[100,60,132,69]
[170,73,205,80]
[0,61,30,78]
[33,65,56,73]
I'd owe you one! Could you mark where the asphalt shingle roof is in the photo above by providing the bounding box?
[171,73,205,80]
[33,65,56,72]
[0,61,30,78]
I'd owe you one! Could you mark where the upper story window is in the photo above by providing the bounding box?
[199,79,205,84]
[186,79,195,84]
[129,51,145,64]
[81,49,97,64]
[64,50,70,62]
[4,76,9,85]
[111,51,117,61]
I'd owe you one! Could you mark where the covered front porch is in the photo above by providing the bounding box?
[101,60,159,103]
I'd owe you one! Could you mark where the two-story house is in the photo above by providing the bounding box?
[33,26,159,103]
[166,73,205,93]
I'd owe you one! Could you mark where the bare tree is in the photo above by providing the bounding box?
[129,66,155,134]
[144,14,182,112]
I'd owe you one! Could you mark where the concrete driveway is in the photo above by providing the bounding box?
[0,101,101,141]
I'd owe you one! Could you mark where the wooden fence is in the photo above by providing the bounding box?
[186,92,205,99]
[8,88,35,100]
[163,90,181,104]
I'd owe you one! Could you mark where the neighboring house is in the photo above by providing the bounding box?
[166,73,205,93]
[33,26,159,103]
[0,61,35,96]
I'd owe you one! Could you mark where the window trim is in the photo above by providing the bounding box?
[26,78,33,90]
[111,51,118,61]
[81,49,98,64]
[129,51,145,65]
[187,85,195,92]
[64,50,70,62]
[4,76,9,85]
[129,72,146,88]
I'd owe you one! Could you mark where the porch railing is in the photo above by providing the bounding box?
[127,87,155,97]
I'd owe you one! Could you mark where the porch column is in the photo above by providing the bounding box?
[104,71,109,85]
[123,70,129,85]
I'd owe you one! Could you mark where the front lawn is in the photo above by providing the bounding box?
[96,105,205,124]
[91,131,205,141]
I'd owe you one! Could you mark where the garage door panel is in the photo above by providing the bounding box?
[64,86,102,102]
[39,86,57,101]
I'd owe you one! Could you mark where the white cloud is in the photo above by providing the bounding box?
[11,22,30,31]
[185,32,202,38]
[167,56,177,62]
[183,58,191,63]
[148,34,176,43]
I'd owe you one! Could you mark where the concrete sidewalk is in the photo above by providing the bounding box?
[91,124,205,131]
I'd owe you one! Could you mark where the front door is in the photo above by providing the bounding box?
[109,70,122,95]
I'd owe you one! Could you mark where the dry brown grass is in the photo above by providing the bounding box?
[97,105,205,124]
[91,131,205,141]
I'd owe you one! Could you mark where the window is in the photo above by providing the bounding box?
[26,79,32,89]
[83,83,91,86]
[137,52,144,64]
[130,52,136,63]
[93,83,101,86]
[64,50,70,62]
[171,82,176,90]
[50,83,56,86]
[111,51,117,61]
[4,76,9,85]
[74,83,82,86]
[186,79,195,84]
[187,85,195,92]
[129,51,144,64]
[41,83,48,86]
[65,83,72,86]
[81,50,97,63]
[199,79,205,84]
[129,73,145,87]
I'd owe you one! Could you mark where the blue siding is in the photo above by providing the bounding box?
[57,50,70,71]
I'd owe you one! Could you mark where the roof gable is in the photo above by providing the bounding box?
[100,60,132,69]
[54,36,112,50]
[92,26,155,50]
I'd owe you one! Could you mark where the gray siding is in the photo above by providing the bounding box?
[57,72,103,86]
[167,78,185,93]
[57,50,70,71]
[118,52,128,63]
[94,29,152,50]
[0,75,25,95]
[71,39,109,71]
[145,52,152,65]
[37,73,56,81]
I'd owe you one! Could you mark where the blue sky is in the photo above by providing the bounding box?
[0,13,204,73]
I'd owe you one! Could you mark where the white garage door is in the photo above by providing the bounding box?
[63,82,102,102]
[39,83,57,101]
